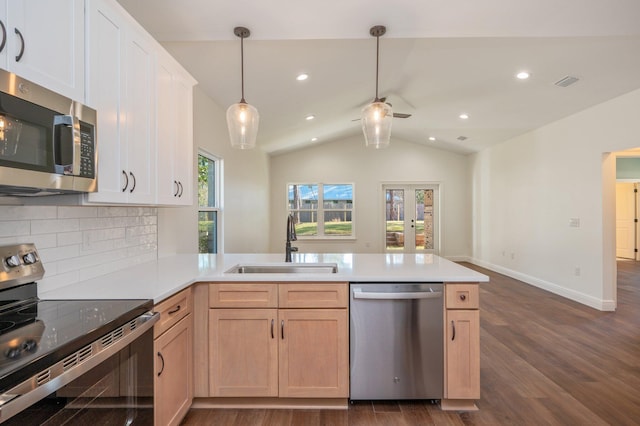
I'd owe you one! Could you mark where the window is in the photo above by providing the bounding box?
[198,151,221,253]
[288,183,354,238]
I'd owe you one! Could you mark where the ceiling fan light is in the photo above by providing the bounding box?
[227,101,259,149]
[362,101,392,149]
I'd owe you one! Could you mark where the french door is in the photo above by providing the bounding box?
[384,184,439,254]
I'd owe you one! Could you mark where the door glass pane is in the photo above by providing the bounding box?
[199,211,217,253]
[386,189,404,250]
[415,189,434,250]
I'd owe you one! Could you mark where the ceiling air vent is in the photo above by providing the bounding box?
[457,136,468,141]
[554,76,579,87]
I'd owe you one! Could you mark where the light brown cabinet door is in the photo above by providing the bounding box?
[278,309,349,398]
[445,310,480,399]
[154,314,193,426]
[209,308,278,397]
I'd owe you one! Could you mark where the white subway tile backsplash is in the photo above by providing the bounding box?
[98,206,129,217]
[31,219,80,235]
[57,206,98,219]
[0,205,158,294]
[57,231,83,247]
[0,221,31,237]
[0,206,57,220]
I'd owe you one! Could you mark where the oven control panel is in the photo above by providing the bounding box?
[0,243,44,288]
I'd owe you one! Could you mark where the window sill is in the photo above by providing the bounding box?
[296,236,357,241]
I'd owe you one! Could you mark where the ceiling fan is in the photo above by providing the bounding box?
[352,97,412,121]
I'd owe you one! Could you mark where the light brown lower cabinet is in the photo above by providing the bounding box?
[278,308,348,398]
[154,288,193,426]
[442,283,480,410]
[208,282,349,399]
[209,308,278,397]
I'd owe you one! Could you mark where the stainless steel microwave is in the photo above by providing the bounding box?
[0,69,97,196]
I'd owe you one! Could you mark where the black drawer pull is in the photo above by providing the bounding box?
[157,352,165,377]
[168,305,181,314]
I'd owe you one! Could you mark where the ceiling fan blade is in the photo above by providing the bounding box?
[352,111,412,121]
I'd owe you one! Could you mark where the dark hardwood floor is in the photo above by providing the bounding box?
[182,261,640,426]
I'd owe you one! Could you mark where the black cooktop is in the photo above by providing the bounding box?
[0,297,152,392]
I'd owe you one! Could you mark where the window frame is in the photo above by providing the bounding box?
[198,150,223,253]
[287,182,355,240]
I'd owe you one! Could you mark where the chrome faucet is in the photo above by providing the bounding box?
[285,213,298,262]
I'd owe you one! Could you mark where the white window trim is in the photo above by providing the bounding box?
[287,182,356,240]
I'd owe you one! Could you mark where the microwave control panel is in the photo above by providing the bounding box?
[79,122,95,178]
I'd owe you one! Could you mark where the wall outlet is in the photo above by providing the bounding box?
[510,252,515,260]
[569,218,580,228]
[574,267,581,276]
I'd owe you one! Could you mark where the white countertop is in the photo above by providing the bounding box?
[39,253,489,304]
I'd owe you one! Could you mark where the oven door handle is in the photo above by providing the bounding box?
[0,311,159,423]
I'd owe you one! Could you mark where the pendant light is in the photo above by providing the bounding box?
[227,27,259,149]
[361,25,392,149]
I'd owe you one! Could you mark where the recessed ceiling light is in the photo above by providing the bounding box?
[459,113,469,120]
[305,114,315,121]
[516,71,530,80]
[311,137,318,142]
[428,137,436,141]
[296,73,309,81]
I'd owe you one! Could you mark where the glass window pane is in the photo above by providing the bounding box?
[291,210,317,236]
[324,211,352,235]
[288,184,318,210]
[198,211,217,253]
[323,184,353,210]
[386,189,404,250]
[198,155,216,208]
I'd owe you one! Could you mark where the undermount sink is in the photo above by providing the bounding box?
[225,263,338,274]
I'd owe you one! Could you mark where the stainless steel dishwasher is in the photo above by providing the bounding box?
[349,282,443,400]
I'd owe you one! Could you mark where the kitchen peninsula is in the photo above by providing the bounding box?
[40,253,488,422]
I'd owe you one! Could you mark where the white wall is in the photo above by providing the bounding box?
[269,135,470,257]
[470,87,640,311]
[158,86,271,255]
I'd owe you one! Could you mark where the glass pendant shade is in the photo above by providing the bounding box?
[227,101,259,149]
[361,100,392,149]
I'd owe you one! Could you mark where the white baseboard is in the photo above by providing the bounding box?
[467,258,616,312]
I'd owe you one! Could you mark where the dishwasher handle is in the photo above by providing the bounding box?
[352,288,442,300]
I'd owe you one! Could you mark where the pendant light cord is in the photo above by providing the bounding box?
[375,34,380,102]
[240,34,246,103]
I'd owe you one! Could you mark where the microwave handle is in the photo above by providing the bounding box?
[53,114,81,175]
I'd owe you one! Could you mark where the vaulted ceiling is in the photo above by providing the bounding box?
[117,0,640,154]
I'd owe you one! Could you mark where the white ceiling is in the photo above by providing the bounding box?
[117,0,640,154]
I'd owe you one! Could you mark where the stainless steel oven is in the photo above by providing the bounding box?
[0,244,158,424]
[0,69,97,196]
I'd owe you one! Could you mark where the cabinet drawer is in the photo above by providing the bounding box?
[154,287,192,339]
[210,283,278,308]
[445,284,479,309]
[279,283,348,308]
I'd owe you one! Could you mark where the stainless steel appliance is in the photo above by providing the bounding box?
[349,282,443,400]
[0,244,158,424]
[0,69,97,196]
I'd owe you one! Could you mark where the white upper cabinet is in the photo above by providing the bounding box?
[156,50,196,206]
[0,0,84,101]
[85,0,156,204]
